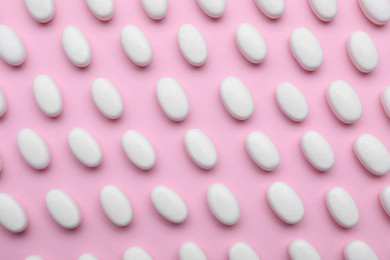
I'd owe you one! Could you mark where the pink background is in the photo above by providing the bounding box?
[0,0,389,259]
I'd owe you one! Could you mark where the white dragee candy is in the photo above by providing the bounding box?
[25,0,55,23]
[235,23,267,64]
[354,134,390,176]
[381,87,390,118]
[184,129,217,169]
[254,0,285,19]
[78,254,98,260]
[46,189,81,229]
[33,74,63,117]
[121,25,152,67]
[0,25,26,66]
[86,0,114,21]
[326,80,362,124]
[358,0,390,25]
[207,183,240,225]
[326,187,359,228]
[156,77,189,121]
[308,0,337,22]
[68,128,102,167]
[141,0,167,20]
[301,131,334,171]
[62,26,91,67]
[122,130,156,170]
[17,129,51,170]
[91,78,123,119]
[100,185,132,227]
[0,89,7,118]
[275,82,309,122]
[178,24,208,67]
[220,77,254,120]
[25,256,44,260]
[289,27,323,71]
[197,0,226,18]
[229,242,260,260]
[344,241,378,260]
[289,239,321,260]
[246,131,280,171]
[151,186,188,224]
[347,31,378,73]
[123,247,153,260]
[267,182,304,224]
[179,242,207,260]
[0,194,28,233]
[380,186,390,216]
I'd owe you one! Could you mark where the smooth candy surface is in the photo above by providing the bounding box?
[86,0,114,21]
[235,23,267,64]
[344,241,378,260]
[91,78,123,119]
[347,31,378,73]
[178,24,208,66]
[141,0,167,20]
[381,87,390,118]
[33,74,63,117]
[25,0,55,23]
[184,129,217,169]
[100,185,132,227]
[254,0,285,19]
[79,254,98,260]
[354,134,390,176]
[17,129,51,170]
[0,89,7,118]
[229,242,260,260]
[121,25,152,67]
[123,247,153,260]
[62,26,91,67]
[151,186,188,224]
[246,131,280,171]
[220,77,254,120]
[179,242,207,260]
[207,184,240,225]
[308,0,337,21]
[326,187,359,228]
[46,189,81,229]
[289,27,323,71]
[25,256,44,260]
[267,182,304,224]
[380,186,390,216]
[122,130,156,170]
[0,194,28,233]
[197,0,226,18]
[0,25,26,66]
[156,77,189,121]
[301,131,334,171]
[68,128,102,167]
[289,239,321,260]
[358,0,390,25]
[326,80,362,124]
[275,82,309,122]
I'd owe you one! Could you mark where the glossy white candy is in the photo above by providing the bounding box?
[151,186,188,224]
[0,194,28,233]
[275,82,309,122]
[86,0,114,21]
[179,242,207,260]
[33,74,63,117]
[289,239,321,260]
[354,134,390,176]
[156,77,189,121]
[25,0,55,23]
[220,77,254,120]
[267,182,304,224]
[347,31,378,73]
[68,128,102,167]
[326,187,359,228]
[141,0,167,20]
[301,131,334,171]
[380,186,390,216]
[123,247,153,260]
[308,0,337,22]
[207,184,240,225]
[62,26,91,67]
[246,131,280,171]
[326,80,362,124]
[289,28,323,71]
[46,189,81,229]
[381,87,390,118]
[178,24,208,66]
[255,0,285,19]
[121,25,152,67]
[17,129,51,170]
[0,89,7,118]
[358,0,390,25]
[91,78,123,119]
[184,129,217,169]
[122,130,156,170]
[197,0,226,18]
[235,23,267,64]
[25,256,44,260]
[79,254,98,260]
[0,25,26,66]
[229,242,259,260]
[100,185,132,227]
[344,241,378,260]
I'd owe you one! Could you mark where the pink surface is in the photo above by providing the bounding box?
[0,0,390,259]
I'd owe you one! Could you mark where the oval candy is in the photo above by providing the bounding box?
[308,0,337,22]
[380,186,390,216]
[141,0,167,20]
[91,78,123,119]
[344,241,378,260]
[197,0,226,18]
[381,86,390,118]
[301,131,335,171]
[0,193,28,233]
[275,82,309,122]
[33,74,63,117]
[0,25,26,66]
[100,185,132,227]
[347,31,378,73]
[207,183,240,225]
[68,128,102,167]
[0,89,7,118]
[246,131,280,171]
[78,254,98,260]
[235,23,267,64]
[229,242,259,260]
[25,0,55,23]
[122,130,156,170]
[179,242,207,260]
[184,129,217,169]
[178,24,208,67]
[86,0,114,21]
[254,0,285,19]
[123,247,153,260]
[289,239,321,260]
[62,26,91,67]
[121,25,152,67]
[17,129,51,170]
[326,187,359,228]
[358,0,390,25]
[46,189,81,229]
